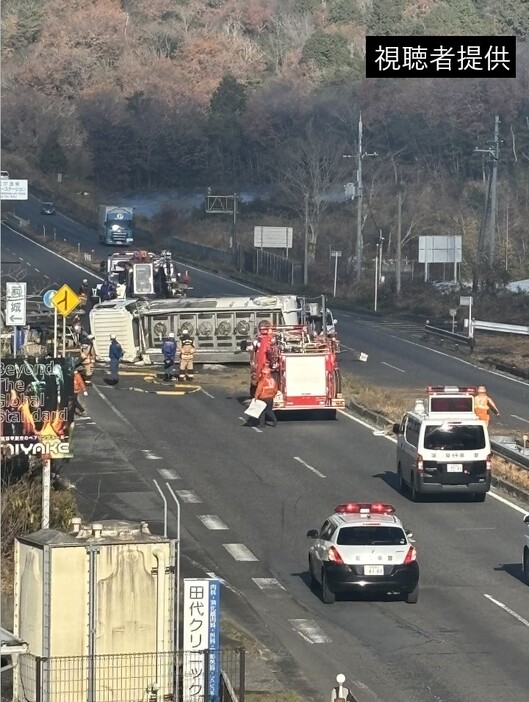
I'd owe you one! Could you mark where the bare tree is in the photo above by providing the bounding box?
[273,118,349,262]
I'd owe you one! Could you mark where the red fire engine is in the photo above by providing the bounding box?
[251,323,345,417]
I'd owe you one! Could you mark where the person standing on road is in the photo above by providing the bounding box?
[178,329,196,382]
[255,366,278,428]
[162,332,177,381]
[73,368,88,416]
[79,334,96,385]
[474,385,500,426]
[108,334,124,385]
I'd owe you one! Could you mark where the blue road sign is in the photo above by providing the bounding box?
[43,290,58,309]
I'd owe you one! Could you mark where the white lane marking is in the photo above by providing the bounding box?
[289,619,332,644]
[381,361,406,373]
[34,267,40,272]
[200,388,215,398]
[293,456,326,478]
[484,594,529,628]
[252,577,286,591]
[141,449,162,460]
[176,490,202,503]
[239,415,261,432]
[511,414,529,423]
[75,415,91,421]
[18,256,23,260]
[158,468,181,480]
[197,515,229,530]
[338,408,528,515]
[3,224,103,280]
[389,333,529,388]
[205,571,227,585]
[92,384,135,429]
[487,490,528,515]
[223,543,259,561]
[86,421,96,425]
[44,274,49,279]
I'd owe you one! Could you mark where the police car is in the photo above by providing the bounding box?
[523,513,529,585]
[307,503,419,604]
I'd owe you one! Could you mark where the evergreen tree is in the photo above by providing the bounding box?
[37,131,68,174]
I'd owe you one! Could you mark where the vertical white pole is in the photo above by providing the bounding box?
[469,298,473,339]
[374,256,378,312]
[12,327,17,356]
[53,308,58,357]
[333,255,338,298]
[62,315,66,356]
[42,458,51,529]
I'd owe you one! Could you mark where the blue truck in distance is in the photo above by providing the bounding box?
[98,205,134,246]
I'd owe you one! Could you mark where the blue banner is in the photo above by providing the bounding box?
[208,580,221,701]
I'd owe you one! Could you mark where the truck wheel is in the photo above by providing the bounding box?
[334,369,342,394]
[321,571,335,604]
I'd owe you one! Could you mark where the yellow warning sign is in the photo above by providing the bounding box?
[51,284,81,317]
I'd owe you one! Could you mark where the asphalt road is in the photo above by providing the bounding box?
[5,205,529,435]
[3,217,529,701]
[69,371,529,702]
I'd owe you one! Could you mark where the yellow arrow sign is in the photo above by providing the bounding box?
[51,284,81,317]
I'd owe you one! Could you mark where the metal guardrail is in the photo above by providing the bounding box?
[424,323,474,348]
[491,437,529,472]
[474,320,529,335]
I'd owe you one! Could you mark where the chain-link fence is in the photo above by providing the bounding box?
[14,648,245,702]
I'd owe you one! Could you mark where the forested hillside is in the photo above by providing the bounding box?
[2,0,529,280]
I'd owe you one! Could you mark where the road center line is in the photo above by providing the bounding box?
[484,594,529,628]
[176,490,202,504]
[293,456,326,478]
[223,543,259,561]
[289,619,331,644]
[158,468,181,480]
[511,414,529,423]
[197,515,229,530]
[381,361,406,373]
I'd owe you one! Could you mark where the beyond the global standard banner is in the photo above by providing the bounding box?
[0,357,76,459]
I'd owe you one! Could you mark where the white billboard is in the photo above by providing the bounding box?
[5,282,27,326]
[254,226,293,249]
[418,235,462,264]
[1,179,28,200]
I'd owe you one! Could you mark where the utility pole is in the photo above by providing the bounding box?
[396,188,402,295]
[475,115,500,265]
[355,113,363,282]
[303,192,309,286]
[489,115,500,262]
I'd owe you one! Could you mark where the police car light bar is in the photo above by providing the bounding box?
[427,386,476,395]
[335,503,396,515]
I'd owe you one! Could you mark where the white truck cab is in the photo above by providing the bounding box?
[393,386,492,502]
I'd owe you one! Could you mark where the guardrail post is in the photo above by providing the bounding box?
[239,648,245,702]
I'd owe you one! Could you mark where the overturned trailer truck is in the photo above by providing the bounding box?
[89,295,334,364]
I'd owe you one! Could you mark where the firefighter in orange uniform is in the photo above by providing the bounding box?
[255,366,278,428]
[73,369,88,416]
[474,385,499,426]
[178,329,196,382]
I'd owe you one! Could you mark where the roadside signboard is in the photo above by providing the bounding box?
[0,357,76,459]
[183,578,220,702]
[254,226,293,249]
[51,284,81,316]
[6,282,27,326]
[0,179,28,200]
[43,290,58,309]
